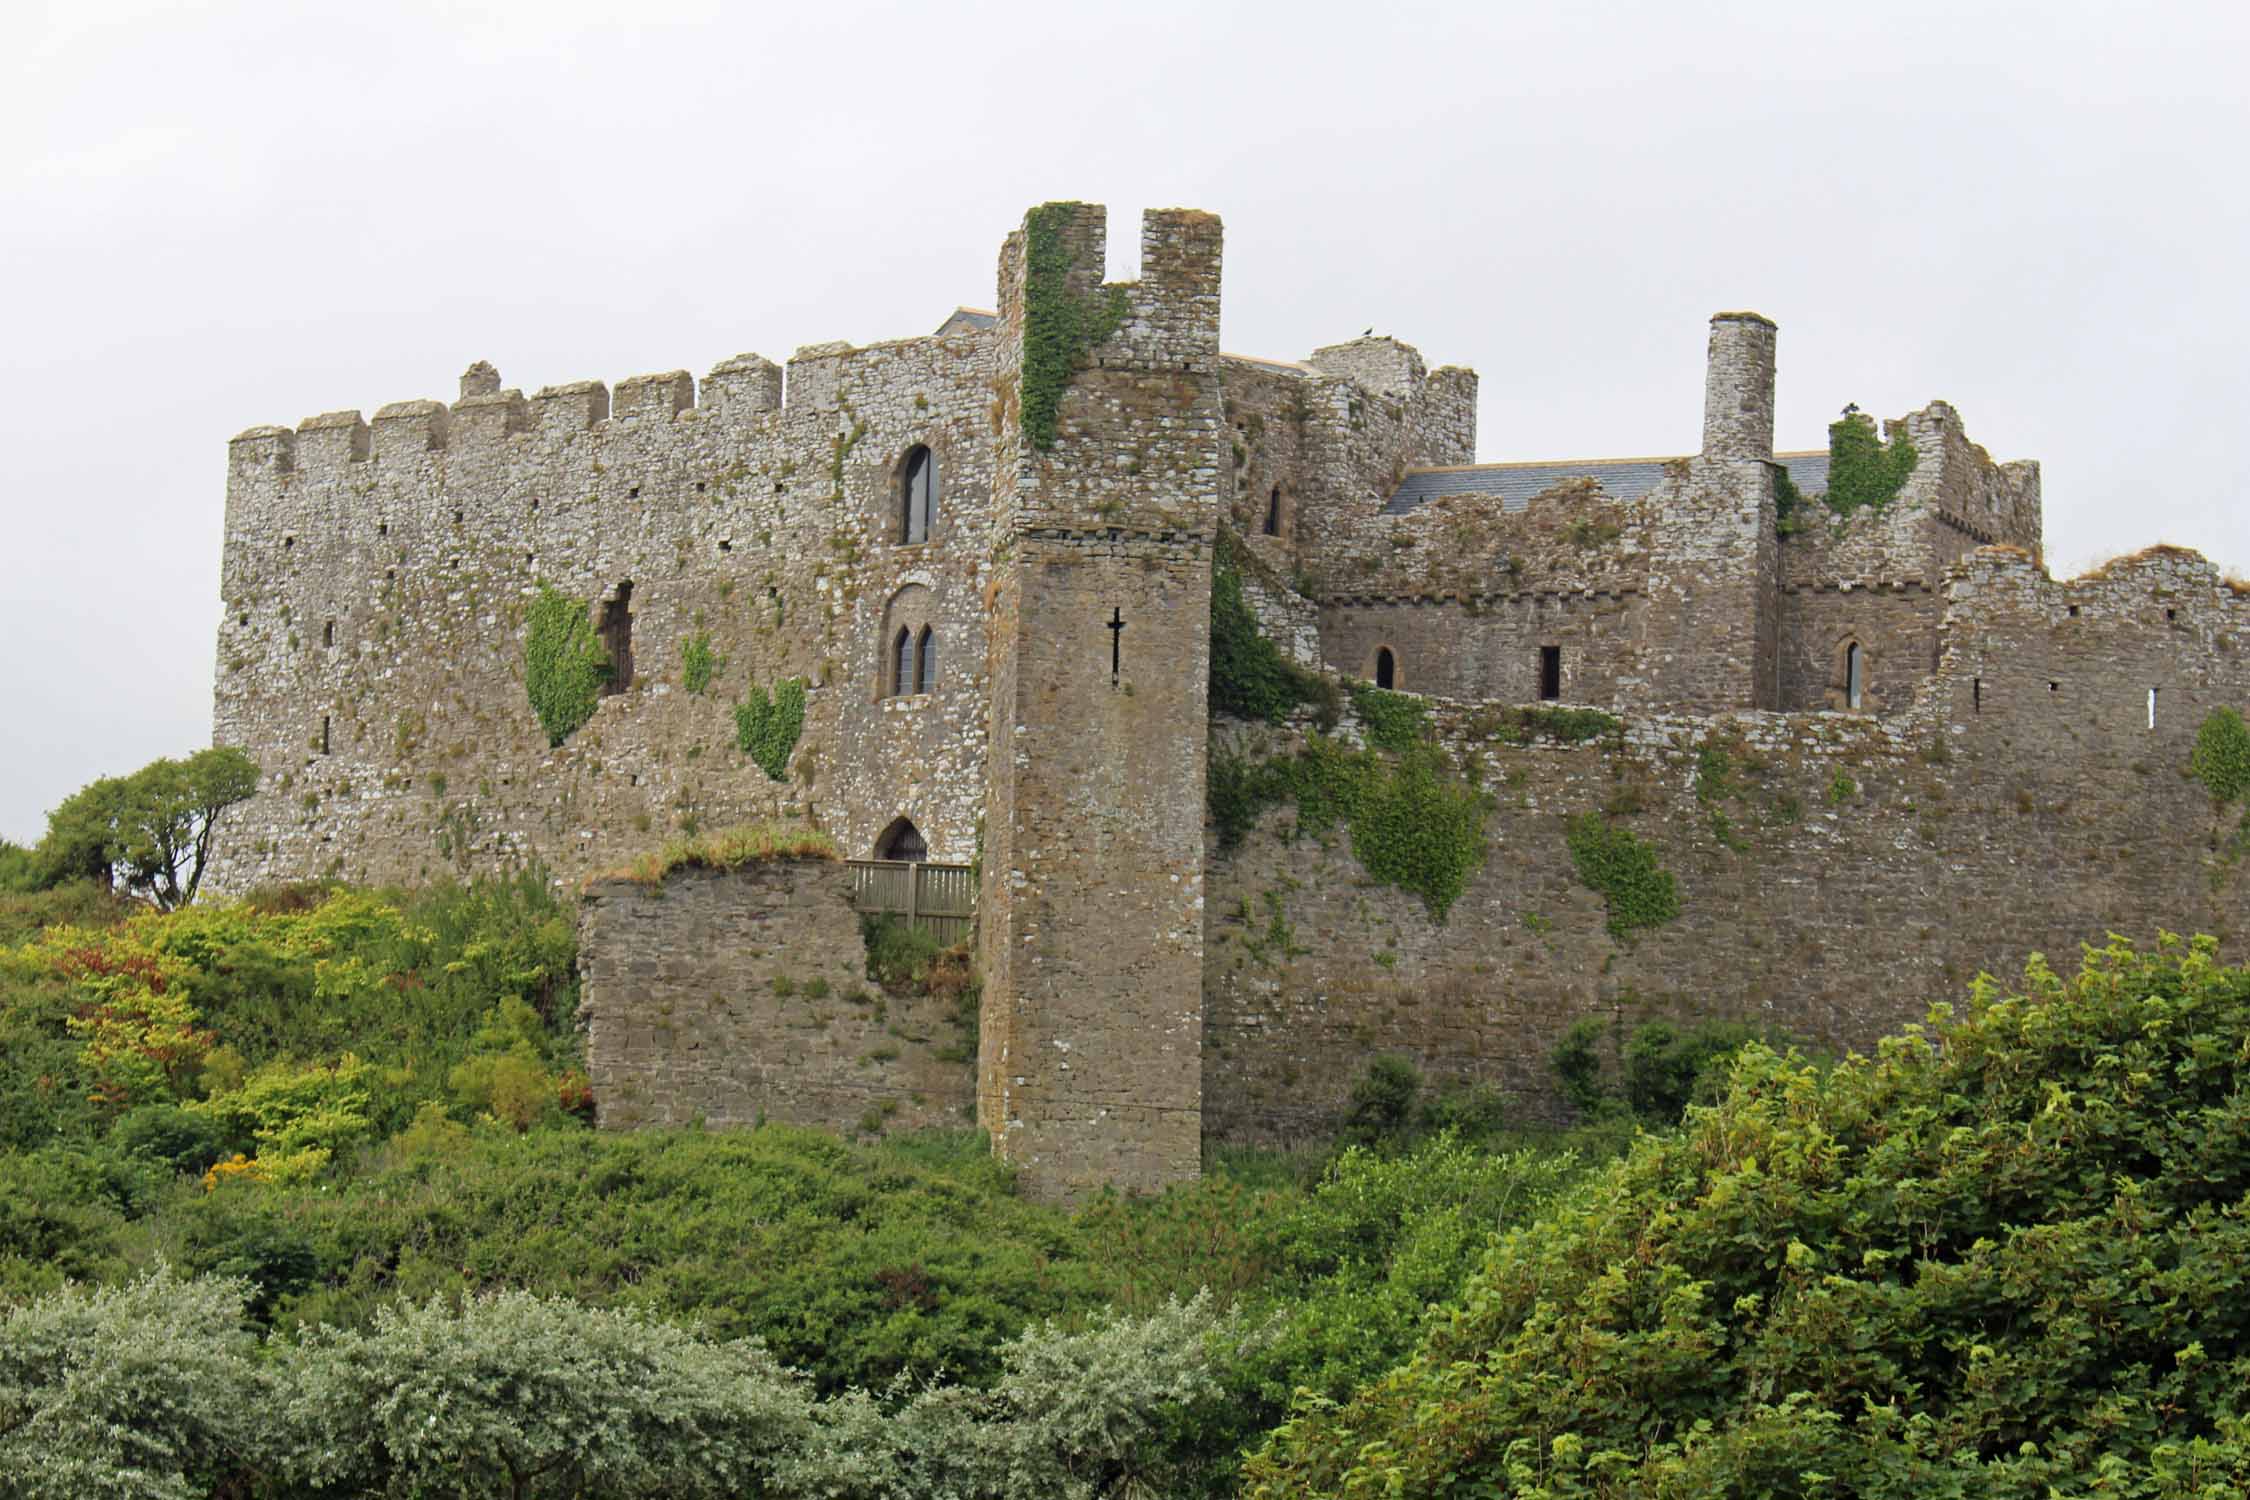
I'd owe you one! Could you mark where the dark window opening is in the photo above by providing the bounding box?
[320,715,331,755]
[893,627,914,697]
[876,817,927,862]
[378,522,389,535]
[453,509,464,525]
[323,620,334,648]
[2167,607,2178,622]
[696,481,706,493]
[2050,680,2060,694]
[628,485,640,498]
[283,536,294,550]
[900,446,936,543]
[2067,604,2080,618]
[916,626,936,694]
[1263,487,1282,536]
[1375,647,1396,690]
[1539,645,1562,701]
[1846,643,1865,710]
[718,539,731,553]
[598,582,634,695]
[1973,676,1982,714]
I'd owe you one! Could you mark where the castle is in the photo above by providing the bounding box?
[213,202,2250,1197]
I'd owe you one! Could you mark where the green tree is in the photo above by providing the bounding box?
[38,748,258,909]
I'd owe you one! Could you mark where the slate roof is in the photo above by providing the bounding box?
[1383,451,1830,514]
[934,307,999,335]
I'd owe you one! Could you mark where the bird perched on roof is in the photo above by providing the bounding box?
[1363,327,1374,337]
[1841,402,1861,416]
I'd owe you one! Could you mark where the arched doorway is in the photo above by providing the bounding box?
[875,817,927,862]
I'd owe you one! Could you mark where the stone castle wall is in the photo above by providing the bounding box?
[1204,546,2250,1139]
[579,861,973,1133]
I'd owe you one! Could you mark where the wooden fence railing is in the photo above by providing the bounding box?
[845,860,975,946]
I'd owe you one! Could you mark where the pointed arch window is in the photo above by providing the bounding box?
[893,627,910,696]
[876,817,927,862]
[915,627,936,694]
[1375,647,1397,690]
[900,446,936,544]
[1263,486,1283,536]
[1845,642,1865,711]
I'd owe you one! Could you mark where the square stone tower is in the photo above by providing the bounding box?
[977,204,1225,1199]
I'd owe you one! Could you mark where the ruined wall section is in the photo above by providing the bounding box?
[1204,544,2250,1142]
[1776,402,2043,711]
[211,328,998,894]
[580,863,973,1134]
[977,205,1225,1198]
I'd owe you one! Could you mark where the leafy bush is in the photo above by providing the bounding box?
[110,1102,228,1175]
[1824,408,1919,517]
[1248,935,2250,1496]
[680,628,721,696]
[1348,685,1428,753]
[1339,1054,1505,1152]
[524,582,611,746]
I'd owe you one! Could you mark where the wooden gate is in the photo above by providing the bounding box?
[845,860,975,946]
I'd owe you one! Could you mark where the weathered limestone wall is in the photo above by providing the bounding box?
[579,862,973,1133]
[976,205,1225,1198]
[1205,545,2250,1141]
[211,323,996,896]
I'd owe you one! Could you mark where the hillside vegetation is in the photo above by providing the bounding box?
[4,873,2246,1495]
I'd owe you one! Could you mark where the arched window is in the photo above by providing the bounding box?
[1375,647,1397,690]
[916,626,936,694]
[876,817,927,862]
[900,446,936,544]
[1263,486,1283,537]
[1845,642,1865,711]
[893,627,914,697]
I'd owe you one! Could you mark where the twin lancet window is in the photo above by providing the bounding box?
[892,627,937,697]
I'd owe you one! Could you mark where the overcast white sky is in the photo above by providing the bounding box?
[4,0,2246,843]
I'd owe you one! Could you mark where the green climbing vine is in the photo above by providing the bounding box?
[1020,201,1130,451]
[1211,531,1330,724]
[681,629,720,696]
[1348,684,1428,753]
[1824,409,1919,517]
[734,678,807,781]
[1210,736,1489,920]
[1566,812,1679,939]
[2192,707,2250,804]
[524,583,610,747]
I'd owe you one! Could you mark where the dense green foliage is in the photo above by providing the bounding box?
[1347,686,1428,754]
[1211,736,1490,918]
[1212,535,1330,725]
[680,628,721,695]
[1249,935,2250,1497]
[1771,459,1807,533]
[2191,705,2250,804]
[1564,812,1679,938]
[35,748,259,909]
[1824,408,1920,517]
[1019,201,1130,451]
[1551,1014,1804,1126]
[524,583,611,746]
[735,677,808,781]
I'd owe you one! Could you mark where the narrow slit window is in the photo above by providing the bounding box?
[1375,647,1396,690]
[1539,645,1562,701]
[1263,487,1282,536]
[323,620,334,648]
[2149,687,2158,730]
[598,582,634,695]
[894,627,914,696]
[900,446,935,544]
[320,715,331,755]
[1973,676,1982,714]
[916,627,936,694]
[1846,643,1865,710]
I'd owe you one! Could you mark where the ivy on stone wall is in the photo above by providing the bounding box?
[1772,462,1808,535]
[2192,707,2250,804]
[1565,812,1679,939]
[681,630,720,696]
[524,584,610,747]
[1211,532,1330,724]
[1210,735,1489,920]
[1020,202,1129,452]
[734,678,807,782]
[1824,410,1919,517]
[1348,685,1428,753]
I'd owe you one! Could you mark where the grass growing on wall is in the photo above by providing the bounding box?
[1019,202,1130,452]
[524,584,610,746]
[1211,532,1330,724]
[585,822,837,887]
[680,630,720,696]
[734,678,807,781]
